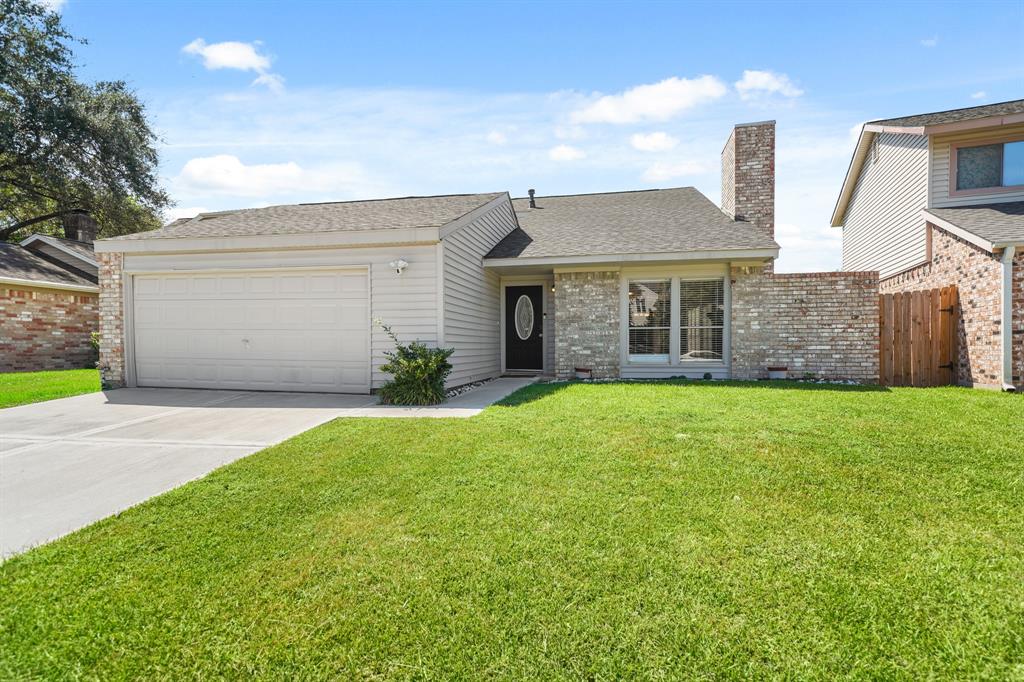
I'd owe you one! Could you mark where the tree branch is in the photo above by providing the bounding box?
[0,208,86,240]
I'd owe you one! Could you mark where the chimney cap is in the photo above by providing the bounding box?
[733,119,776,129]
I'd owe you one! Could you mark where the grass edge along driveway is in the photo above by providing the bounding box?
[1,380,1021,679]
[0,369,100,409]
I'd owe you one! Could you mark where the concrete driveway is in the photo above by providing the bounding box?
[0,379,534,558]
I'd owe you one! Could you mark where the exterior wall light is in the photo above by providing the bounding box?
[388,259,409,275]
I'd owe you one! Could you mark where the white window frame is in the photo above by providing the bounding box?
[626,278,672,363]
[619,266,731,370]
[678,278,726,362]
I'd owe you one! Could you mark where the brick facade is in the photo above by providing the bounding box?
[731,268,879,382]
[722,121,775,273]
[97,252,126,388]
[880,224,1023,387]
[553,270,620,379]
[0,285,98,372]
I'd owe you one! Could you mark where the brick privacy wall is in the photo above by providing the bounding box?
[731,268,879,382]
[1014,249,1024,386]
[97,252,126,387]
[553,271,620,379]
[721,121,775,273]
[0,286,98,372]
[880,225,1011,387]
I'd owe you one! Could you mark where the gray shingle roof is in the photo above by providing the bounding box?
[114,193,505,240]
[0,243,97,287]
[926,201,1024,247]
[869,99,1024,128]
[485,188,778,260]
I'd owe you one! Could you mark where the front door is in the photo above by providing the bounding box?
[505,285,543,371]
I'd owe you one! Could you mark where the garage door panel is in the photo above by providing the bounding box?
[132,269,370,393]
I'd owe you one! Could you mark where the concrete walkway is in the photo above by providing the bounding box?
[0,377,534,558]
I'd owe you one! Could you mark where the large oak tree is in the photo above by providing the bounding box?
[1,0,168,242]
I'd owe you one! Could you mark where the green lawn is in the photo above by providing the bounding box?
[1,381,1022,679]
[0,369,100,409]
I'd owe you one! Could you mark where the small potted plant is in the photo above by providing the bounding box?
[767,366,788,380]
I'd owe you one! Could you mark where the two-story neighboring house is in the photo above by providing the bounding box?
[832,99,1024,390]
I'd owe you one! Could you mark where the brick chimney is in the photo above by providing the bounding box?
[62,211,98,243]
[721,120,775,250]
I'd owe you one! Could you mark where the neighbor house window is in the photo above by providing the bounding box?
[628,279,670,361]
[679,279,724,360]
[955,139,1024,191]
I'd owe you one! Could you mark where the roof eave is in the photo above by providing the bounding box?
[19,234,98,267]
[482,247,779,269]
[831,128,877,227]
[0,275,98,293]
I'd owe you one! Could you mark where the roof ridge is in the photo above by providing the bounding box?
[869,98,1024,125]
[512,187,696,201]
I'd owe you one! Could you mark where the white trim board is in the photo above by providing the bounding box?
[0,276,98,293]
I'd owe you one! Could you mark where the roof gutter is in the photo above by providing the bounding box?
[1000,245,1017,392]
[0,276,99,293]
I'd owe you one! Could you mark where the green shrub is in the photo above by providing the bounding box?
[376,321,454,405]
[89,331,100,368]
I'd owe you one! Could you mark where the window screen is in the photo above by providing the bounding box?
[679,279,724,360]
[628,279,670,358]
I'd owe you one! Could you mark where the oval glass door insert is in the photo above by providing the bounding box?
[514,295,535,340]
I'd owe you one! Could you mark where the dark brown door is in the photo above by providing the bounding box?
[505,285,543,370]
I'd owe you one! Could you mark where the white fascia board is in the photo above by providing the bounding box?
[19,234,98,267]
[482,247,778,269]
[862,123,926,135]
[921,210,996,252]
[438,193,514,239]
[0,276,98,293]
[831,129,877,227]
[94,226,441,254]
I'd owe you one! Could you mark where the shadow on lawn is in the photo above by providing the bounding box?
[494,378,891,408]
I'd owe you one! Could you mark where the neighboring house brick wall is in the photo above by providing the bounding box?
[553,270,619,379]
[0,286,98,372]
[731,268,879,382]
[97,252,126,388]
[879,225,1008,387]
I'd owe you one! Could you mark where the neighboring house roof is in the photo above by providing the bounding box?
[19,234,97,266]
[112,193,506,240]
[923,201,1024,251]
[484,188,778,262]
[832,98,1024,226]
[0,243,99,291]
[868,99,1024,129]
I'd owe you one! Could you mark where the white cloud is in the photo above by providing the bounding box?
[642,160,706,182]
[163,206,209,224]
[486,131,508,145]
[630,131,679,152]
[175,154,363,196]
[971,90,987,100]
[548,145,586,161]
[182,38,284,92]
[571,75,727,124]
[37,0,66,11]
[735,70,803,100]
[920,36,939,47]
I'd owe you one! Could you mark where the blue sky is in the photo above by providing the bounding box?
[54,0,1023,271]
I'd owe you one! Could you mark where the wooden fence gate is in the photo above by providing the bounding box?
[879,286,958,387]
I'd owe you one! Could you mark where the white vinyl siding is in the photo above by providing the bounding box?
[841,132,929,278]
[122,244,439,391]
[24,242,97,280]
[930,123,1024,208]
[442,201,519,386]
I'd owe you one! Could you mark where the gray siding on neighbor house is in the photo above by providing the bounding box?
[841,132,929,278]
[26,242,97,281]
[442,200,519,386]
[930,123,1024,208]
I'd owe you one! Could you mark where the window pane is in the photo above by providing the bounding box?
[957,143,1002,190]
[1004,141,1024,187]
[628,279,670,357]
[679,279,724,360]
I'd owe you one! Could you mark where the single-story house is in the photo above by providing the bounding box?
[1,232,99,372]
[833,98,1024,390]
[95,120,879,394]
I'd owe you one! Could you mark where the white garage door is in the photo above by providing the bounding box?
[132,269,370,393]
